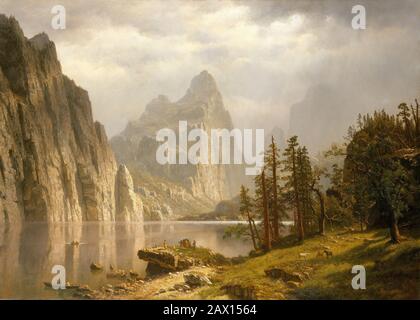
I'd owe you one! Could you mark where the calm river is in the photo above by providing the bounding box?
[0,221,256,299]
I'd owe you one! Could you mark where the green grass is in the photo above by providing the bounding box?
[201,227,420,300]
[171,246,231,266]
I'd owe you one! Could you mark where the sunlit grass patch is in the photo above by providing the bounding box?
[202,227,419,300]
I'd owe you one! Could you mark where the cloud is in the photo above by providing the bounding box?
[0,0,419,142]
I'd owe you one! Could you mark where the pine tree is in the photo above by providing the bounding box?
[260,170,271,250]
[263,136,282,241]
[239,185,258,250]
[296,146,313,233]
[282,136,304,241]
[398,103,413,146]
[311,165,326,235]
[411,99,419,146]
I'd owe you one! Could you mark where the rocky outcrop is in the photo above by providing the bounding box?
[183,272,212,287]
[111,71,244,218]
[115,164,143,222]
[0,15,142,225]
[138,247,195,274]
[264,267,305,282]
[137,245,230,275]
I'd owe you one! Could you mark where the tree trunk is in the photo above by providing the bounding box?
[416,108,419,147]
[313,188,325,235]
[251,218,262,245]
[261,171,272,250]
[247,211,258,250]
[292,148,304,241]
[271,136,279,241]
[390,213,401,243]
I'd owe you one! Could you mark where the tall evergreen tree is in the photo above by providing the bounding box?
[311,165,327,235]
[261,170,272,249]
[239,185,258,250]
[264,136,282,240]
[282,136,304,241]
[296,146,313,233]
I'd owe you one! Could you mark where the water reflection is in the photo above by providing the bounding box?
[0,222,146,299]
[0,221,252,299]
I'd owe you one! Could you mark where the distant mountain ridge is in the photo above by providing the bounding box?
[111,71,244,219]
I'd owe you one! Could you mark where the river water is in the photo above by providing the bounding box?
[0,221,254,299]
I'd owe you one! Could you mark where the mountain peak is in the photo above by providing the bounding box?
[185,70,219,100]
[0,14,25,42]
[29,32,51,50]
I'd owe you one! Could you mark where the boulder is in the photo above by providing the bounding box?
[264,267,304,282]
[183,272,212,287]
[138,247,194,275]
[90,262,103,272]
[106,269,127,279]
[173,283,191,292]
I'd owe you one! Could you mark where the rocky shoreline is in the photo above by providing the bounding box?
[43,227,420,300]
[44,239,233,300]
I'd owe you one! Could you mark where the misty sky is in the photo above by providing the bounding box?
[1,0,419,138]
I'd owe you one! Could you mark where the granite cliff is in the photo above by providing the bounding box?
[111,71,243,219]
[0,15,142,226]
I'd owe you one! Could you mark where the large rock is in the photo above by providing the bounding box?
[137,245,230,275]
[137,247,194,274]
[0,15,143,226]
[115,164,143,222]
[183,272,212,287]
[264,267,304,282]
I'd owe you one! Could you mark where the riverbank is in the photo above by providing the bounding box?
[53,245,233,300]
[201,226,420,300]
[52,226,419,300]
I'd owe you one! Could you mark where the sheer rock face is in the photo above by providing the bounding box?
[0,16,141,225]
[115,165,143,222]
[111,71,240,217]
